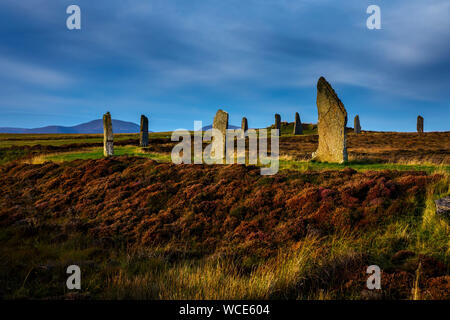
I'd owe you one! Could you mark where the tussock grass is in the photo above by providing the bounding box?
[102,234,370,300]
[417,172,450,262]
[104,237,342,300]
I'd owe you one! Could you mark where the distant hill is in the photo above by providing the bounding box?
[201,124,240,131]
[0,119,140,134]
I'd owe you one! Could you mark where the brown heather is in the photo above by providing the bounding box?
[0,158,436,252]
[0,129,448,299]
[0,157,448,299]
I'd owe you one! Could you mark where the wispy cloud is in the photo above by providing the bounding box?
[0,56,74,88]
[0,0,448,131]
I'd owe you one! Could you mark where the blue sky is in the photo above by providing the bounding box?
[0,0,449,132]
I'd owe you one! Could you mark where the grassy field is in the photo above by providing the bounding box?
[1,126,448,167]
[28,146,171,164]
[0,132,173,148]
[0,158,448,299]
[21,142,450,174]
[279,159,450,174]
[28,148,450,174]
[0,124,315,149]
[0,128,449,300]
[0,132,174,165]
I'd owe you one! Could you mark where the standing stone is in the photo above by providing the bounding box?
[293,112,303,135]
[241,117,248,138]
[274,114,281,131]
[140,115,149,147]
[312,77,348,163]
[103,112,114,157]
[354,115,361,134]
[417,115,424,133]
[212,109,229,159]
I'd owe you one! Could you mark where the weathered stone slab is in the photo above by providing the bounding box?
[435,196,450,217]
[312,77,348,163]
[103,112,114,157]
[354,115,361,134]
[140,115,149,147]
[274,114,281,131]
[417,115,424,133]
[293,112,303,135]
[212,109,229,159]
[241,117,248,138]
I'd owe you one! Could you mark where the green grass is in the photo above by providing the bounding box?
[32,146,171,163]
[0,132,173,148]
[2,130,447,175]
[30,147,449,174]
[0,148,30,165]
[279,159,450,174]
[0,134,134,148]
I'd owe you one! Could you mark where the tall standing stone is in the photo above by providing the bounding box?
[274,114,281,132]
[103,112,114,157]
[312,77,348,163]
[293,112,303,135]
[417,115,424,133]
[140,115,149,147]
[241,117,248,138]
[354,115,361,134]
[212,109,229,159]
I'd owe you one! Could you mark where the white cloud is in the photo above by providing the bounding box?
[0,56,74,88]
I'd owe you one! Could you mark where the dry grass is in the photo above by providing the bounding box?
[104,236,364,300]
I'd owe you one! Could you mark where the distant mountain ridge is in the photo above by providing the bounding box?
[0,119,140,134]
